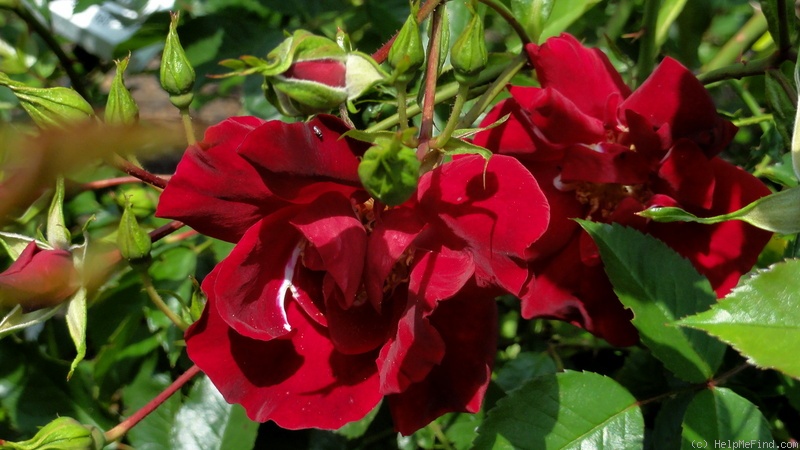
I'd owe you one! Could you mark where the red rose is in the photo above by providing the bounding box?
[0,241,79,311]
[474,33,772,346]
[156,115,549,433]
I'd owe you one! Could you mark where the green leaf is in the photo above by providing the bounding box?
[578,221,725,383]
[676,259,800,379]
[335,401,381,439]
[440,138,493,160]
[653,392,695,450]
[640,187,800,234]
[65,287,88,379]
[511,0,554,43]
[171,376,259,450]
[123,360,182,450]
[494,352,557,393]
[473,371,644,449]
[680,388,773,447]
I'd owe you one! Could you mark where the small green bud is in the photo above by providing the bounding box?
[358,131,420,206]
[388,13,424,84]
[450,9,488,86]
[0,73,93,128]
[0,417,105,450]
[105,56,139,125]
[47,176,71,250]
[160,12,195,109]
[117,201,151,262]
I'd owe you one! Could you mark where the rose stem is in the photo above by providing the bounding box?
[180,108,197,146]
[728,79,771,133]
[434,83,470,147]
[698,52,783,84]
[138,268,190,331]
[634,0,660,86]
[702,12,768,74]
[456,53,529,129]
[82,176,172,190]
[111,155,169,190]
[371,0,443,64]
[416,6,444,161]
[104,364,202,443]
[150,220,186,243]
[478,0,532,46]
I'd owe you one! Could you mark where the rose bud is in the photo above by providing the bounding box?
[0,241,79,312]
[0,73,94,129]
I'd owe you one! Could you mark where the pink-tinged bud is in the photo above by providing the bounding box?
[0,241,79,311]
[282,59,347,88]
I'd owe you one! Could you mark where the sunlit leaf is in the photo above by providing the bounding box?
[681,388,773,446]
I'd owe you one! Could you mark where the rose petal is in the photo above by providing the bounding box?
[561,143,651,185]
[186,274,382,430]
[408,245,475,310]
[526,34,631,120]
[387,290,497,435]
[212,210,302,340]
[238,115,366,203]
[156,116,280,242]
[290,192,366,308]
[0,241,78,311]
[656,140,716,209]
[417,155,549,295]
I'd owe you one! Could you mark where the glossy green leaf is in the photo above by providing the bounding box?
[123,360,182,450]
[676,259,800,379]
[539,0,601,42]
[579,221,725,382]
[681,388,773,448]
[473,371,644,449]
[655,0,688,47]
[653,392,695,450]
[171,376,258,450]
[511,0,553,43]
[494,352,557,393]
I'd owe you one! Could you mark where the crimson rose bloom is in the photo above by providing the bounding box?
[474,34,772,346]
[0,241,79,311]
[156,115,548,434]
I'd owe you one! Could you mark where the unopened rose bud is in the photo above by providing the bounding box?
[0,73,93,128]
[0,417,105,450]
[450,9,488,86]
[105,56,139,125]
[160,12,195,109]
[264,30,349,116]
[0,241,79,312]
[117,201,152,263]
[388,13,424,84]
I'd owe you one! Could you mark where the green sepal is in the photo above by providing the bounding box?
[439,137,493,161]
[267,76,347,116]
[0,72,93,128]
[639,186,800,235]
[358,129,420,206]
[450,5,487,85]
[116,201,152,262]
[345,52,386,100]
[105,55,139,125]
[388,8,424,84]
[0,416,105,450]
[47,176,71,250]
[160,12,195,107]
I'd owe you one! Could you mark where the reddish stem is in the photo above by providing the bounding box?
[111,156,170,190]
[82,176,172,190]
[149,220,185,243]
[416,6,444,161]
[104,365,202,443]
[371,0,443,64]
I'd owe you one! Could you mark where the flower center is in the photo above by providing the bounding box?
[570,181,653,220]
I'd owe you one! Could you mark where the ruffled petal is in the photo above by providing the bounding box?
[655,140,716,209]
[156,116,281,242]
[237,115,366,203]
[387,290,497,435]
[186,274,382,430]
[290,192,366,308]
[409,245,475,310]
[561,143,651,185]
[212,210,302,340]
[526,34,631,120]
[417,155,549,296]
[620,58,737,157]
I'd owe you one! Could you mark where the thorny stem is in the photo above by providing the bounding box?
[728,79,770,133]
[702,11,768,73]
[82,176,172,190]
[775,0,793,58]
[637,363,751,407]
[139,268,190,331]
[180,108,197,146]
[457,53,528,129]
[371,0,444,64]
[417,6,445,161]
[6,5,90,100]
[698,51,786,84]
[478,0,532,46]
[635,0,660,85]
[111,155,169,190]
[149,220,186,243]
[104,364,201,442]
